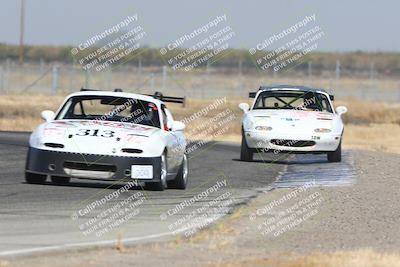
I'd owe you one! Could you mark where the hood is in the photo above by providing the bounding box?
[30,120,165,157]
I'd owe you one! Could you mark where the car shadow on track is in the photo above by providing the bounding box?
[232,155,328,165]
[22,181,196,197]
[22,179,157,190]
[21,181,210,203]
[24,181,143,190]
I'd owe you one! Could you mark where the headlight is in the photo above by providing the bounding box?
[29,135,42,147]
[255,126,273,131]
[314,128,331,133]
[243,116,255,130]
[43,127,66,137]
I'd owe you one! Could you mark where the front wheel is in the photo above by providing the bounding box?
[240,133,253,162]
[146,153,167,191]
[327,142,342,162]
[168,154,188,189]
[25,172,47,184]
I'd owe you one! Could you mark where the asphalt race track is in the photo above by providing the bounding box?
[0,132,356,256]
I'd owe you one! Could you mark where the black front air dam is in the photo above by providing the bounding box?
[25,147,161,181]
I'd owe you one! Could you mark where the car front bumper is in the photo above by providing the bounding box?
[244,131,342,153]
[25,147,162,181]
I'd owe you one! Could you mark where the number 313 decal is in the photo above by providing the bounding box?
[76,129,115,138]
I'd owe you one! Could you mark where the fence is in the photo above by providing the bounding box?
[0,60,399,102]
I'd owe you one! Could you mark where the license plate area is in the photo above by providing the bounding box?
[131,165,153,179]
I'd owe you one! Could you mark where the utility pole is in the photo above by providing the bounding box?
[19,0,26,65]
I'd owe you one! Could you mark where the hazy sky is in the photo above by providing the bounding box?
[0,0,398,52]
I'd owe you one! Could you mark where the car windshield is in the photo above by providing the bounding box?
[55,96,161,128]
[253,90,333,113]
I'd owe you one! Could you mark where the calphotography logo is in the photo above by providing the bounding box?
[172,96,237,156]
[71,13,148,72]
[249,14,324,73]
[157,176,236,237]
[248,181,326,238]
[71,182,147,237]
[159,14,236,71]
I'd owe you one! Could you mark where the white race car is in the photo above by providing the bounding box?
[239,85,347,162]
[25,89,188,191]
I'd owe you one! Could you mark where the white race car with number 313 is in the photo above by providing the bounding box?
[25,89,188,191]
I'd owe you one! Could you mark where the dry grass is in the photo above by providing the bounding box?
[336,99,400,125]
[213,250,400,267]
[344,123,400,154]
[0,95,65,131]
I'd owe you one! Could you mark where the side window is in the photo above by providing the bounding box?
[73,101,84,116]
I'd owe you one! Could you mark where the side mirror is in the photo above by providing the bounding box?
[171,121,185,131]
[238,103,250,113]
[41,110,55,122]
[335,106,348,116]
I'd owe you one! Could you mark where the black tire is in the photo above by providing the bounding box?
[240,133,253,162]
[145,153,167,191]
[168,154,188,189]
[327,142,342,162]
[51,176,71,185]
[25,172,47,184]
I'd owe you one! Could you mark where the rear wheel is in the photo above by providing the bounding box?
[51,176,71,185]
[25,172,47,184]
[327,142,342,162]
[240,132,253,162]
[146,153,167,191]
[168,154,188,189]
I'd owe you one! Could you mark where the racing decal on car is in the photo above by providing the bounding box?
[126,124,155,131]
[51,121,78,127]
[75,129,115,138]
[281,118,300,121]
[89,121,126,128]
[44,127,66,137]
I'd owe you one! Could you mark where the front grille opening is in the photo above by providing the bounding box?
[121,148,143,154]
[270,139,316,147]
[44,142,64,148]
[63,161,116,172]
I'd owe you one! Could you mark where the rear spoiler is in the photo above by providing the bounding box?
[147,91,186,106]
[79,88,186,105]
[80,88,123,92]
[80,88,101,92]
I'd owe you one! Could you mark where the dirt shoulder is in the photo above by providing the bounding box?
[4,149,400,267]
